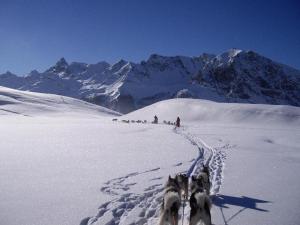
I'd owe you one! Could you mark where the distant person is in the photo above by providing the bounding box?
[153,115,158,124]
[176,116,180,127]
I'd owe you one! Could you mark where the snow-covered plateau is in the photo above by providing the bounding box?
[0,86,299,225]
[1,49,300,113]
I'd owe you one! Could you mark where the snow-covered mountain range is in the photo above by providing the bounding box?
[1,49,299,113]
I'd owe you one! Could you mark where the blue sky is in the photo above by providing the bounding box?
[0,0,299,75]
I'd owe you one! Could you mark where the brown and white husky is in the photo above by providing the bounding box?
[158,176,181,225]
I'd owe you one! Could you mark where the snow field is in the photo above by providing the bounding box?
[1,87,299,225]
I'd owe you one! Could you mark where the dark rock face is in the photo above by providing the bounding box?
[137,93,172,109]
[1,49,299,113]
[112,95,136,114]
[211,65,236,84]
[47,57,69,73]
[85,94,135,114]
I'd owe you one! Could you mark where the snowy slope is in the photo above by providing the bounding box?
[0,92,299,225]
[1,49,299,113]
[0,86,120,117]
[123,98,300,126]
[0,90,196,225]
[116,99,300,225]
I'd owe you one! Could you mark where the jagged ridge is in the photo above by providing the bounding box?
[1,49,299,113]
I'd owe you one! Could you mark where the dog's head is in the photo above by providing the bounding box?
[190,175,204,193]
[165,175,180,191]
[175,173,188,187]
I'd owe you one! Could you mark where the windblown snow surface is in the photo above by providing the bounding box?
[0,87,300,225]
[0,86,120,117]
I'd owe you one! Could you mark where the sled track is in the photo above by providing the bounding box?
[84,125,227,225]
[174,127,226,195]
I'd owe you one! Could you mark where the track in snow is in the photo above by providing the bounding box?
[84,125,228,225]
[85,163,192,225]
[174,126,227,195]
[85,168,163,225]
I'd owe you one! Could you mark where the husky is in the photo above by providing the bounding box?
[158,176,181,225]
[175,173,189,200]
[189,176,212,225]
[197,166,210,195]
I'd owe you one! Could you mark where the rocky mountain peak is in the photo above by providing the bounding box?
[56,57,68,66]
[46,57,69,73]
[111,59,129,72]
[1,71,16,77]
[0,49,299,113]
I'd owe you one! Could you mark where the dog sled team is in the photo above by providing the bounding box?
[153,116,181,127]
[112,115,181,127]
[158,166,211,225]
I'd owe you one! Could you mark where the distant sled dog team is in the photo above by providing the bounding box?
[158,166,212,225]
[112,115,181,127]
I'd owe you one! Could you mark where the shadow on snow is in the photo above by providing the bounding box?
[212,194,270,225]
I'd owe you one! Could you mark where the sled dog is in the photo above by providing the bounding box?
[158,176,181,225]
[175,173,189,200]
[189,176,212,225]
[197,167,210,195]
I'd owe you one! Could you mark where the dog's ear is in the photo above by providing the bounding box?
[192,175,196,181]
[189,194,198,209]
[203,166,209,174]
[168,175,172,181]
